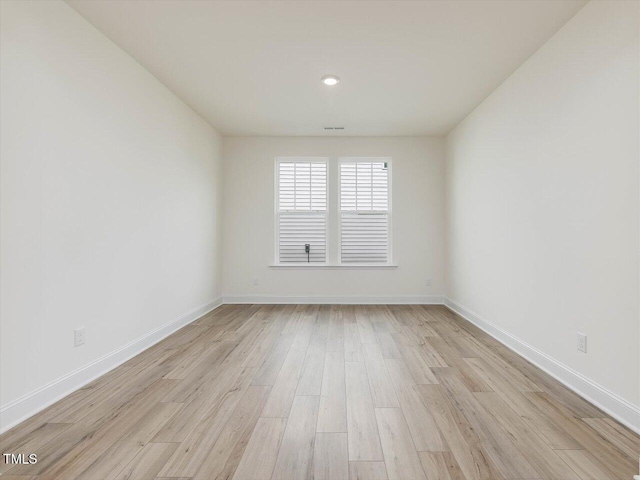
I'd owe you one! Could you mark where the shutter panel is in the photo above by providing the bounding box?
[340,161,388,211]
[278,213,326,263]
[341,212,388,263]
[277,160,327,263]
[340,160,389,263]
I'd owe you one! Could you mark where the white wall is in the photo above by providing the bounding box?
[0,0,223,429]
[222,136,445,301]
[445,0,639,424]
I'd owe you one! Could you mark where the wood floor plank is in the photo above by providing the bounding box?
[2,305,638,480]
[240,307,288,369]
[157,367,257,477]
[317,351,347,433]
[390,331,415,347]
[260,346,308,418]
[490,345,604,418]
[525,392,637,478]
[356,306,379,344]
[345,362,384,461]
[290,305,319,349]
[271,395,319,480]
[162,340,240,404]
[192,385,270,480]
[232,417,287,480]
[375,408,426,480]
[377,306,405,334]
[424,337,492,392]
[376,331,403,359]
[474,392,581,480]
[32,379,179,479]
[418,452,466,480]
[408,305,442,327]
[464,356,582,450]
[76,402,183,480]
[11,376,175,476]
[409,323,440,340]
[349,461,389,480]
[295,323,327,396]
[313,432,349,480]
[363,343,400,408]
[433,368,539,479]
[344,310,364,362]
[419,339,449,367]
[582,417,640,459]
[477,347,543,393]
[164,343,213,380]
[427,321,479,358]
[0,423,72,476]
[152,361,254,443]
[113,442,178,480]
[251,332,295,386]
[368,306,401,358]
[418,384,505,480]
[398,346,438,384]
[295,343,325,396]
[52,354,173,426]
[0,476,40,480]
[554,449,619,480]
[400,325,426,346]
[385,359,447,452]
[326,306,345,353]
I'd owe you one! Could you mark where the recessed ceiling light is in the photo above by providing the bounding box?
[321,75,340,86]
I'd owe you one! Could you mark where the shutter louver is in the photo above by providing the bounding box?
[277,161,327,263]
[340,160,389,263]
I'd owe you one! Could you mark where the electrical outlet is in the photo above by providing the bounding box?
[74,327,86,347]
[577,332,587,353]
[425,278,432,287]
[252,277,259,286]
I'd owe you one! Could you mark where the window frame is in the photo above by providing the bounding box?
[274,157,329,264]
[338,157,393,265]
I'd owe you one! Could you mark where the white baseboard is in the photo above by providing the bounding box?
[444,297,640,435]
[0,297,222,434]
[222,294,445,305]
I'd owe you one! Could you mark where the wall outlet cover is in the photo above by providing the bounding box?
[577,332,587,353]
[74,327,86,347]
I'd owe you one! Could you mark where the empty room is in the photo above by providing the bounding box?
[1,0,639,479]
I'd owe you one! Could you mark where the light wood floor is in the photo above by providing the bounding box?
[1,304,638,480]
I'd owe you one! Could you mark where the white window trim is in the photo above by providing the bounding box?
[274,157,329,264]
[338,157,393,265]
[269,263,397,269]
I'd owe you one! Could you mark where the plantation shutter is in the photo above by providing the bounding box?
[277,161,327,263]
[340,160,389,263]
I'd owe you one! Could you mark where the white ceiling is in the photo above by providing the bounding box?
[67,0,586,136]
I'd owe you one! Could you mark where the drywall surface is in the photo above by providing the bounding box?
[0,0,223,426]
[222,136,445,300]
[445,0,639,409]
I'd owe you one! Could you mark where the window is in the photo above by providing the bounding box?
[276,159,327,263]
[274,157,392,267]
[340,159,390,263]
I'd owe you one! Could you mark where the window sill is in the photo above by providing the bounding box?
[269,263,398,269]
